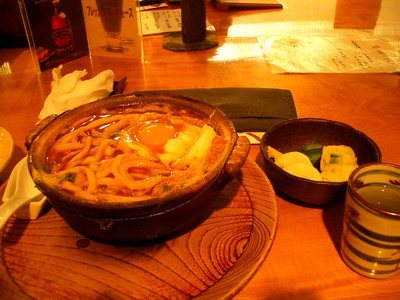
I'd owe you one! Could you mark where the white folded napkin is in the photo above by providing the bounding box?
[38,65,115,120]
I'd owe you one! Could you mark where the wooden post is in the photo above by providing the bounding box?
[181,0,206,43]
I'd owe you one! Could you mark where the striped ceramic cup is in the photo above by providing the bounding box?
[341,162,400,279]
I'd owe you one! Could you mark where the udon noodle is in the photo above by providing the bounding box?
[43,107,227,202]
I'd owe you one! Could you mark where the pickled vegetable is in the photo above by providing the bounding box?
[299,141,322,167]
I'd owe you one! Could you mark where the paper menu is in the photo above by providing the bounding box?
[141,9,182,35]
[259,35,399,73]
[140,9,215,35]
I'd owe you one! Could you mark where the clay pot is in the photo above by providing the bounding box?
[27,93,250,242]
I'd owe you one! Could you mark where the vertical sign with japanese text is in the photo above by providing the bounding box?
[81,0,142,59]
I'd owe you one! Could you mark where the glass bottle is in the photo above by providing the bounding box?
[52,0,74,55]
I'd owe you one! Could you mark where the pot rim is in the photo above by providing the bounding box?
[28,93,238,214]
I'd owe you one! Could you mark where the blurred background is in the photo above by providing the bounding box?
[0,0,27,48]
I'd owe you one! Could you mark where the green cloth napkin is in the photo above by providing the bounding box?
[135,88,297,132]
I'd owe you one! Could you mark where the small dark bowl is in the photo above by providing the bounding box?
[260,118,381,206]
[27,94,250,242]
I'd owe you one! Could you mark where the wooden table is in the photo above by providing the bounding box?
[1,0,399,298]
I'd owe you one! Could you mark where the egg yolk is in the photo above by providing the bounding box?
[136,122,176,151]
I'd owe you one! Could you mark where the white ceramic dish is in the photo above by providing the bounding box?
[0,127,13,174]
[1,156,47,228]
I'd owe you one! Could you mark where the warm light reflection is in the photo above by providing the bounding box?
[209,37,264,62]
[0,61,12,75]
[223,0,400,38]
[225,0,337,37]
[210,0,399,68]
[374,0,400,36]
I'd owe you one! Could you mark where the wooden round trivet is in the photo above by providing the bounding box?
[0,159,277,299]
[163,31,218,52]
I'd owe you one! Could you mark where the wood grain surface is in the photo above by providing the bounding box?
[0,159,278,299]
[1,0,399,298]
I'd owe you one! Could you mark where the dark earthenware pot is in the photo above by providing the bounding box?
[27,93,250,242]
